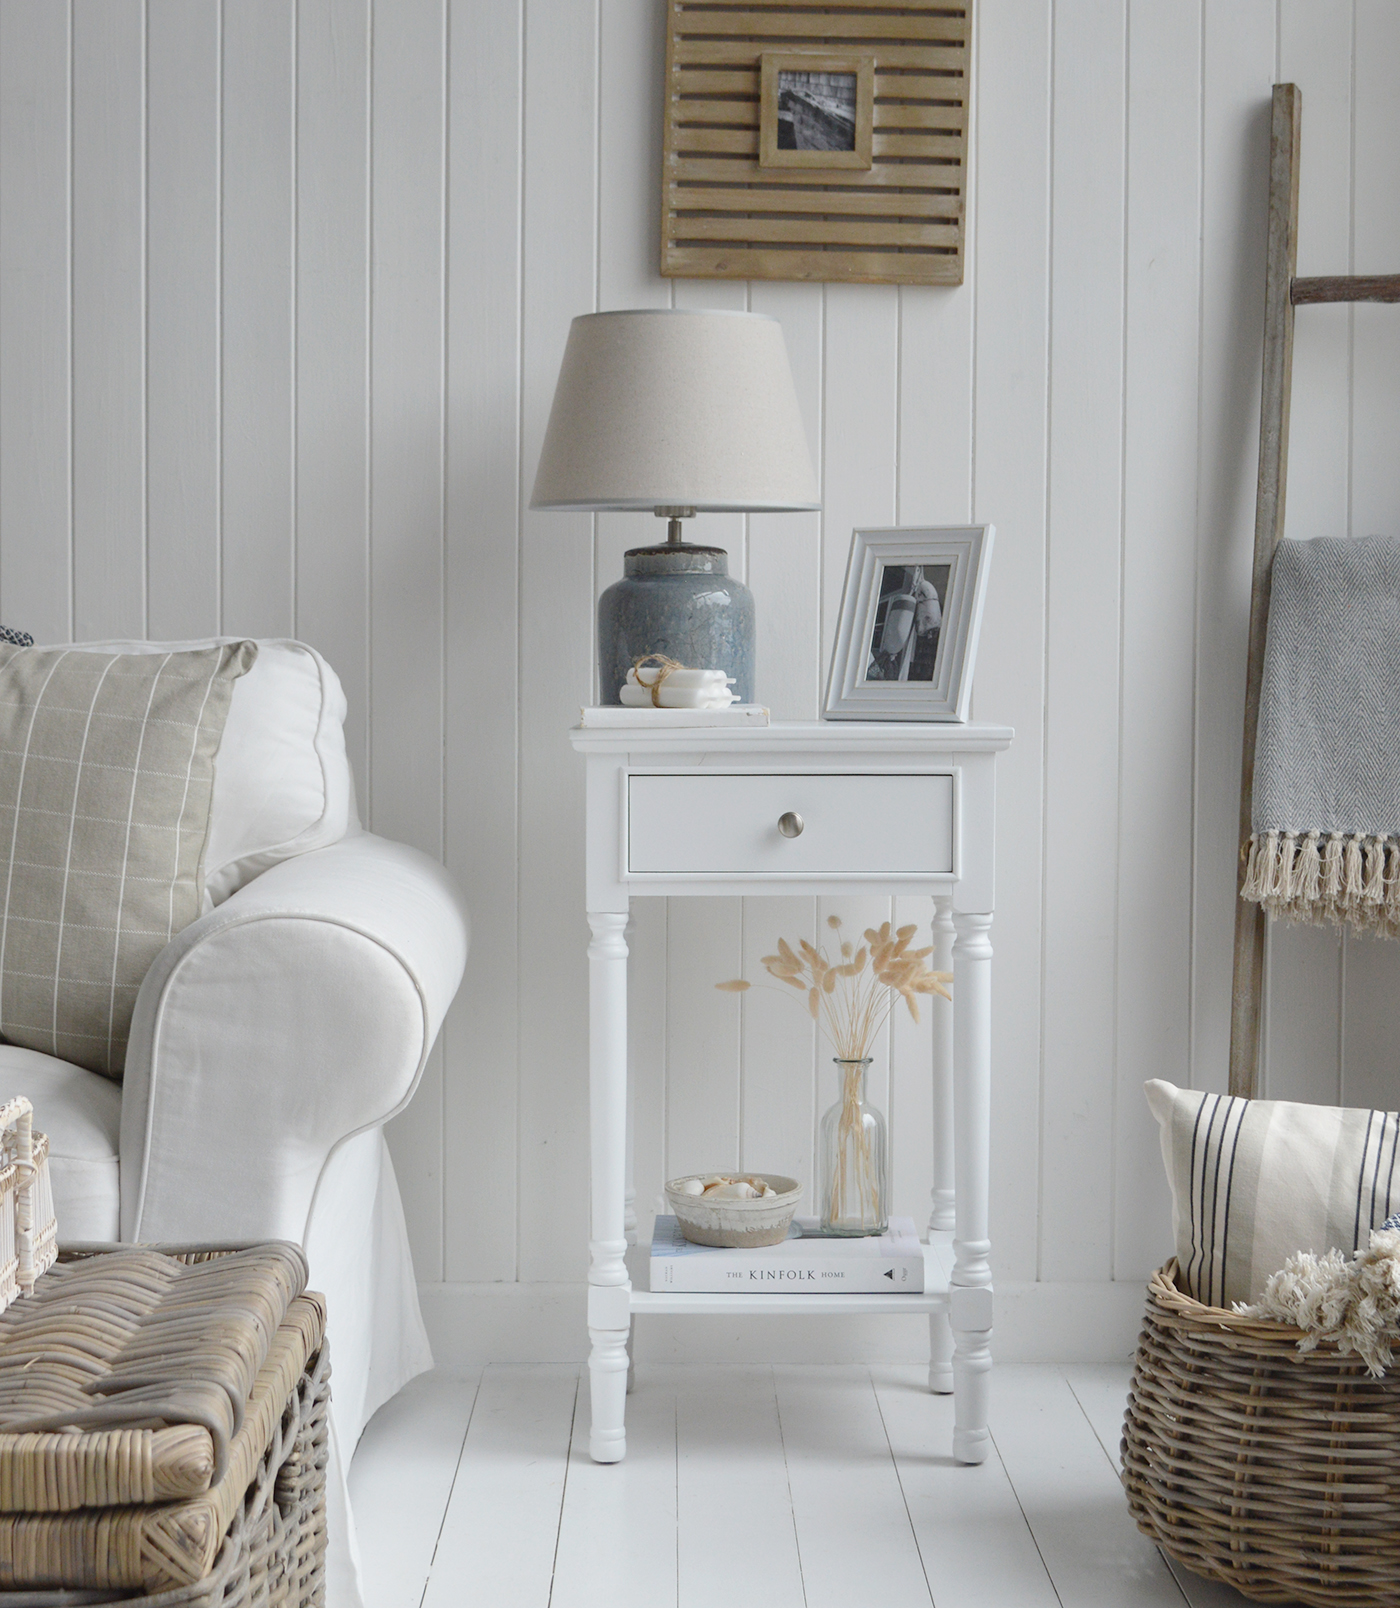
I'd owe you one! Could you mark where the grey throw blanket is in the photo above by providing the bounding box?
[1242,535,1400,936]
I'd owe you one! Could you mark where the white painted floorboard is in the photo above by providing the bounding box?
[350,1363,1258,1608]
[346,1369,481,1608]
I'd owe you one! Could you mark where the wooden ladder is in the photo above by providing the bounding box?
[1229,83,1400,1098]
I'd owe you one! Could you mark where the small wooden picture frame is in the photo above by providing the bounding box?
[661,0,971,287]
[758,53,873,171]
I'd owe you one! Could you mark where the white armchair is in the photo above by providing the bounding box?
[0,637,468,1608]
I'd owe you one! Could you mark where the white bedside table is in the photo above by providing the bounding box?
[569,720,1012,1466]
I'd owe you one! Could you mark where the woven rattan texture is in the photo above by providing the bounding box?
[0,1244,307,1513]
[0,1303,328,1608]
[1123,1261,1400,1606]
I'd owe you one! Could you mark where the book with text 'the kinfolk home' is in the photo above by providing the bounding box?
[649,1215,924,1293]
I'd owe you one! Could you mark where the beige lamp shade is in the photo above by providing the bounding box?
[530,309,819,512]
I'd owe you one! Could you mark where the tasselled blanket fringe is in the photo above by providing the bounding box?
[1242,828,1400,937]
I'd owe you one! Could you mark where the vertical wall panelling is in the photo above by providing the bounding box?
[517,0,599,1286]
[295,0,371,785]
[0,1,70,642]
[1341,0,1400,1111]
[968,0,1052,1285]
[737,897,818,1211]
[1039,0,1126,1284]
[895,291,973,530]
[147,2,220,639]
[72,0,145,641]
[887,893,936,1227]
[666,898,744,1182]
[1113,0,1202,1281]
[746,283,823,722]
[441,0,523,1284]
[1264,2,1353,1105]
[373,0,448,1280]
[819,285,899,655]
[221,1,295,640]
[6,0,1399,1357]
[1190,1,1275,1099]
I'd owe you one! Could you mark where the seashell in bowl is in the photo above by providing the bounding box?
[664,1173,802,1248]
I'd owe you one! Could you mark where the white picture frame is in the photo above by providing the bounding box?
[823,525,994,722]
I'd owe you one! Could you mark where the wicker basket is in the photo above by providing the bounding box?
[0,1098,58,1309]
[0,1244,328,1608]
[1123,1259,1400,1606]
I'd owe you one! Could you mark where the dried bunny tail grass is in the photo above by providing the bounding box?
[914,972,952,999]
[721,919,952,1060]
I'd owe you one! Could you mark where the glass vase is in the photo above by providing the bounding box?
[819,1058,888,1236]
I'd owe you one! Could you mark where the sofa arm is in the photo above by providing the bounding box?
[119,833,469,1244]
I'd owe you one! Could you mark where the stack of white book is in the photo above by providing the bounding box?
[649,1215,924,1293]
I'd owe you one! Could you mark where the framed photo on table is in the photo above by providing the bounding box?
[824,525,994,721]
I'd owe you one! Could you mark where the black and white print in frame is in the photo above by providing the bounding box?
[824,526,994,722]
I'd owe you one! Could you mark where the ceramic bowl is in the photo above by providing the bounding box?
[664,1174,802,1248]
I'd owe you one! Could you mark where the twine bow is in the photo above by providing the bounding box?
[631,654,685,708]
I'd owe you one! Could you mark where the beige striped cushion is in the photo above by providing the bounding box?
[1145,1078,1400,1308]
[0,643,256,1079]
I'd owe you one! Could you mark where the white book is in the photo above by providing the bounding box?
[649,1215,924,1294]
[577,704,770,729]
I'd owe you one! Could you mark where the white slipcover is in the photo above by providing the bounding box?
[4,641,468,1608]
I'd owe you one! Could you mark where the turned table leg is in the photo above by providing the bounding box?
[950,909,993,1465]
[587,910,631,1463]
[927,895,956,1393]
[623,915,638,1249]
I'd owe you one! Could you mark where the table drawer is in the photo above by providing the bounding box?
[627,772,953,877]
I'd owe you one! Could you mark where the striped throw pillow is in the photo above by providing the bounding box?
[0,642,256,1079]
[1145,1079,1400,1308]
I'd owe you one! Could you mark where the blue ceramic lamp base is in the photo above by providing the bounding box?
[597,544,755,706]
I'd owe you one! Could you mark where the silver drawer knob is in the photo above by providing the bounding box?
[777,812,804,839]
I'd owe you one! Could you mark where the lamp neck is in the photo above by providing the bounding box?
[654,505,697,544]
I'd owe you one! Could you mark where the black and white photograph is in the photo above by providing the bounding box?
[825,526,994,721]
[776,69,857,152]
[865,563,950,682]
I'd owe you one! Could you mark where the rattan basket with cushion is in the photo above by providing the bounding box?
[1123,1259,1400,1607]
[0,1243,328,1608]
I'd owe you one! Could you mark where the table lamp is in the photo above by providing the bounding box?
[531,309,819,705]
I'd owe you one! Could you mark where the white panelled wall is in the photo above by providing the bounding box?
[0,0,1397,1364]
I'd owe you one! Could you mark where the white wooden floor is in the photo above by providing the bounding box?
[348,1363,1254,1608]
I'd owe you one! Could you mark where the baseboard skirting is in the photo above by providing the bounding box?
[418,1278,1148,1370]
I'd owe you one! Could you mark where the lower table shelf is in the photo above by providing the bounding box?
[626,1236,954,1317]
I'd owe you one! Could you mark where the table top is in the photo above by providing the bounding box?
[570,719,1015,755]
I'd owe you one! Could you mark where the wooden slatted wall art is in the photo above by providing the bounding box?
[661,1,970,286]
